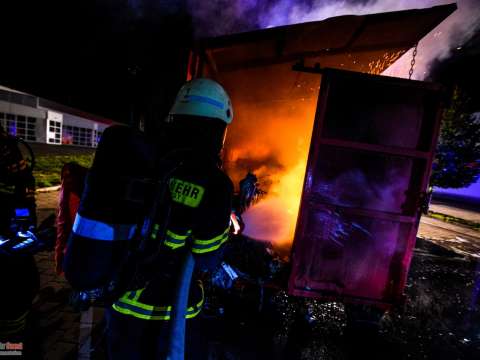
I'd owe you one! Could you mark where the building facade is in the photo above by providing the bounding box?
[0,86,116,147]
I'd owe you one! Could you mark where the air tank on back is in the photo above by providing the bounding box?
[64,125,156,291]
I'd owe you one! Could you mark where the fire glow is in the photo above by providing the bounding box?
[241,156,310,250]
[206,1,474,252]
[222,69,320,251]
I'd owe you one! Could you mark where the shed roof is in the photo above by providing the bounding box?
[199,4,456,74]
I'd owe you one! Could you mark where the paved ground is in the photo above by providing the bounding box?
[429,203,480,223]
[31,253,105,360]
[32,190,105,360]
[419,201,480,259]
[418,217,480,258]
[36,190,58,225]
[30,191,480,359]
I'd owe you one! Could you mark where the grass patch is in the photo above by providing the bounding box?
[34,154,94,188]
[427,210,480,230]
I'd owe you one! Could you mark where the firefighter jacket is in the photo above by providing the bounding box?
[0,131,38,337]
[64,126,158,291]
[0,131,36,233]
[63,125,233,321]
[112,150,233,321]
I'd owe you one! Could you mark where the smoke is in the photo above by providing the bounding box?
[383,0,480,80]
[186,0,455,37]
[258,0,449,29]
[127,1,479,80]
[176,0,479,249]
[186,0,480,79]
[186,0,263,37]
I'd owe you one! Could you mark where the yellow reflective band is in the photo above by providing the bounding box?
[166,230,191,240]
[112,284,204,321]
[0,310,28,325]
[192,236,228,254]
[191,226,229,254]
[0,310,28,336]
[117,293,204,312]
[164,229,191,250]
[116,286,204,312]
[169,178,205,208]
[133,290,141,301]
[112,305,169,320]
[112,304,202,321]
[193,227,229,245]
[151,224,160,240]
[164,241,184,250]
[120,289,143,302]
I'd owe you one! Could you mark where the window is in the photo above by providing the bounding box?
[0,112,37,141]
[16,116,26,138]
[26,117,36,141]
[62,125,93,147]
[93,130,103,147]
[48,119,62,144]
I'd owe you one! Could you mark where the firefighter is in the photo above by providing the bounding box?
[0,126,36,231]
[0,125,39,348]
[101,78,234,359]
[55,162,88,275]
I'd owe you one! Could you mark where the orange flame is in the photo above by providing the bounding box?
[241,159,309,249]
[222,68,320,251]
[230,212,241,235]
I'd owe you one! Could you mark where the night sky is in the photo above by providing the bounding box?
[0,0,479,196]
[1,1,478,119]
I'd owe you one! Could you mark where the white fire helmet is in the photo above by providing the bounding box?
[169,78,233,124]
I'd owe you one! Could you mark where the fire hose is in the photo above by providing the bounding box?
[166,251,195,360]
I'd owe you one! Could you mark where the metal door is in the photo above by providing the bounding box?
[288,68,444,306]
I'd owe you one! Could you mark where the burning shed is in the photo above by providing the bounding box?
[188,4,455,306]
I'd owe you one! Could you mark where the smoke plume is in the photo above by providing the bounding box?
[258,0,449,29]
[143,0,479,250]
[187,0,454,37]
[383,0,480,79]
[130,1,479,79]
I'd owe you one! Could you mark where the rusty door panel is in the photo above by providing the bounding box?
[288,69,444,306]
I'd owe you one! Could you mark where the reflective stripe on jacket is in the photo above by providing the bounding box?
[112,281,204,321]
[111,149,233,321]
[72,214,136,241]
[155,227,229,253]
[0,310,28,336]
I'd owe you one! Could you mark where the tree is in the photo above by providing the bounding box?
[430,86,480,188]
